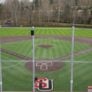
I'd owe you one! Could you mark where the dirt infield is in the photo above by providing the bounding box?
[1,48,31,60]
[26,61,64,72]
[1,48,64,72]
[38,44,53,49]
[1,35,92,45]
[1,35,92,72]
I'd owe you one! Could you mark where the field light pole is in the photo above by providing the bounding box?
[31,26,35,92]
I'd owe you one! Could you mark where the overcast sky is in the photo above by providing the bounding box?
[0,0,4,3]
[0,0,6,3]
[0,0,33,3]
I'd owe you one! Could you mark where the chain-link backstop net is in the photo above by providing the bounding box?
[0,0,92,92]
[0,27,92,92]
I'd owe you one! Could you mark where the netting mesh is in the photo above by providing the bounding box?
[0,0,92,92]
[0,27,92,92]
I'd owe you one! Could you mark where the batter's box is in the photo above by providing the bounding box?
[36,62,53,71]
[25,60,64,72]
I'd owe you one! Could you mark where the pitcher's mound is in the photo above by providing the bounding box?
[38,44,53,49]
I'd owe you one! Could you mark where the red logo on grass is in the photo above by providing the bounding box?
[35,77,53,91]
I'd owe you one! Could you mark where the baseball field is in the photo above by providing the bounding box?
[0,27,92,92]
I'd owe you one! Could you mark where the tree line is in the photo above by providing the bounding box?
[0,0,92,26]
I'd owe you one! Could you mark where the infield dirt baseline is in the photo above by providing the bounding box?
[1,35,92,72]
[1,47,92,72]
[1,35,92,45]
[1,48,64,72]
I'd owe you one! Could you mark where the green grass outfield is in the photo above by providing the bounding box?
[1,27,92,92]
[0,27,92,37]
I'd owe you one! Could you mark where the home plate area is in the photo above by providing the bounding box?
[26,60,64,72]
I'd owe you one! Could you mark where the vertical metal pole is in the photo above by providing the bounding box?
[0,41,3,92]
[31,26,35,92]
[70,25,75,92]
[70,3,76,92]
